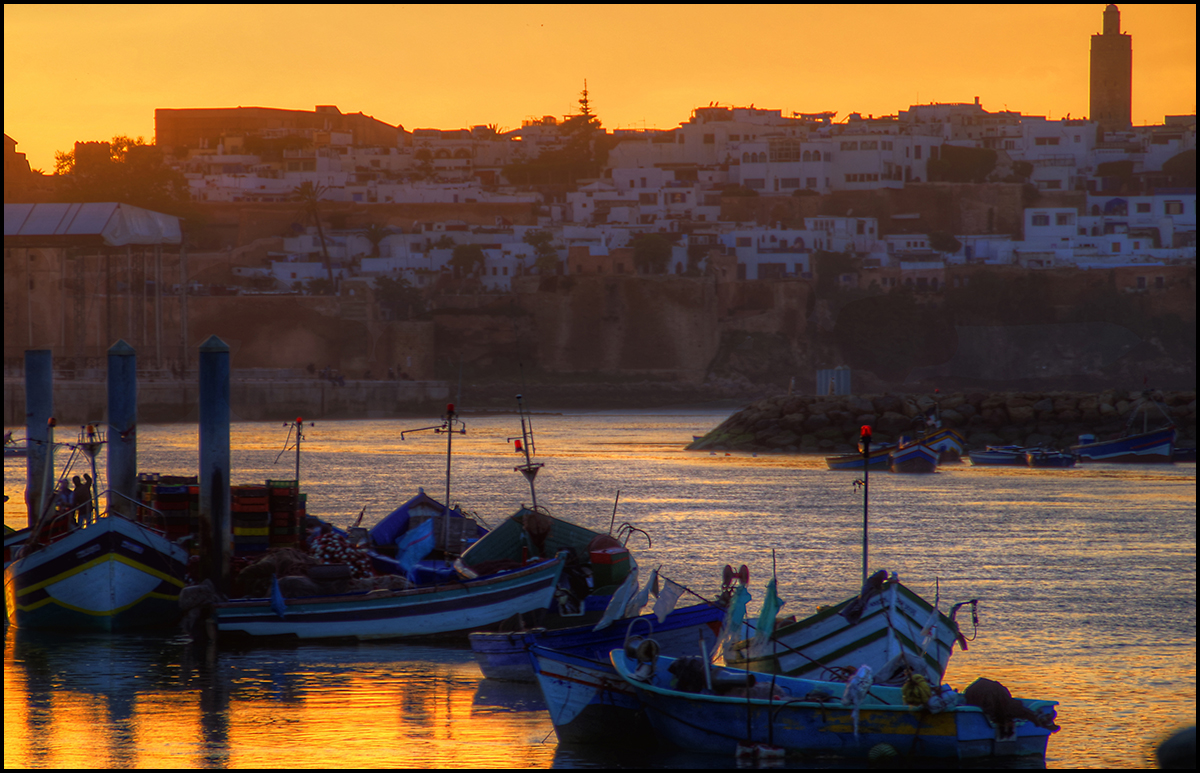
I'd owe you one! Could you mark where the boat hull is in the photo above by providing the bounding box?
[725,580,958,685]
[530,645,653,745]
[925,427,967,463]
[1070,426,1175,463]
[825,446,892,471]
[214,556,564,640]
[890,443,939,473]
[970,447,1028,466]
[472,601,725,682]
[4,516,189,631]
[612,650,1057,760]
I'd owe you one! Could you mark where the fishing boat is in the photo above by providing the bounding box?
[5,512,189,630]
[213,553,565,640]
[725,570,972,686]
[1071,425,1176,463]
[1070,391,1176,463]
[1025,448,1077,468]
[610,648,1059,760]
[969,446,1029,466]
[890,437,939,473]
[5,426,189,631]
[471,589,725,681]
[528,570,740,744]
[924,426,967,463]
[825,443,893,471]
[531,643,657,745]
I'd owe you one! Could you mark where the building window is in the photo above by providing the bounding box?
[744,178,765,189]
[1137,202,1152,213]
[703,134,715,144]
[806,177,817,188]
[1035,137,1061,146]
[1032,214,1050,226]
[781,178,800,188]
[860,140,878,150]
[1055,213,1073,226]
[1165,201,1184,215]
[736,237,752,247]
[840,141,858,151]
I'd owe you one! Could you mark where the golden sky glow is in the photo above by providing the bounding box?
[4,4,1196,172]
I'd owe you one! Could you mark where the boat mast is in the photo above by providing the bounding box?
[860,424,871,584]
[509,394,544,510]
[401,404,466,558]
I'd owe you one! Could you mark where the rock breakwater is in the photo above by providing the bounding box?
[690,390,1197,454]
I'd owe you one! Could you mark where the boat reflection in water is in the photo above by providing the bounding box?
[2,629,557,769]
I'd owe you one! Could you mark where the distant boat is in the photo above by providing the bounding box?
[1071,425,1176,464]
[3,432,27,458]
[1071,391,1176,463]
[825,443,893,471]
[970,446,1029,466]
[1025,448,1077,468]
[890,438,939,473]
[925,426,967,463]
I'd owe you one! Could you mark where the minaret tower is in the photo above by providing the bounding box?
[1090,4,1132,132]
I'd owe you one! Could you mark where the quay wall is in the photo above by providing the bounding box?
[3,378,449,426]
[691,389,1198,453]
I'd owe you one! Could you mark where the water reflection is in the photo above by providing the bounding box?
[4,630,558,768]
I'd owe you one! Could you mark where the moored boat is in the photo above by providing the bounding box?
[969,445,1028,466]
[472,594,725,682]
[890,439,939,473]
[610,648,1060,760]
[724,570,971,686]
[5,512,189,631]
[213,553,565,640]
[1025,448,1077,468]
[825,443,893,471]
[1070,425,1176,463]
[1070,390,1176,463]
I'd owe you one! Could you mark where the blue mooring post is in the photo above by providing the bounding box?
[199,335,231,592]
[25,350,53,529]
[108,340,138,520]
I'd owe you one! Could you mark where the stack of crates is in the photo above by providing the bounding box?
[231,484,270,555]
[136,473,199,542]
[266,480,301,548]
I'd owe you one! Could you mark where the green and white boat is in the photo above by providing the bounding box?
[725,571,976,686]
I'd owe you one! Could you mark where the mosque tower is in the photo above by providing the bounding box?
[1090,4,1132,131]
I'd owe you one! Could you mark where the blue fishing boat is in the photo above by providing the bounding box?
[1071,391,1176,463]
[825,444,893,471]
[969,446,1029,466]
[1070,425,1176,464]
[890,438,939,473]
[471,597,725,681]
[1025,448,1077,468]
[610,649,1060,760]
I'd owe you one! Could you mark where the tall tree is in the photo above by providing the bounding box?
[291,181,334,286]
[52,135,190,216]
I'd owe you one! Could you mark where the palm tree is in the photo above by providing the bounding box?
[359,222,390,258]
[291,181,334,286]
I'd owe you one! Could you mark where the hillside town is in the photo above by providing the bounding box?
[3,4,1195,402]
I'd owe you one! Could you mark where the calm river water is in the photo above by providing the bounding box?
[3,410,1196,768]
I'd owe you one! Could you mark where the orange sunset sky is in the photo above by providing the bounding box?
[4,4,1196,172]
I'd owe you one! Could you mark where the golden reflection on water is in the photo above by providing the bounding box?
[4,633,556,769]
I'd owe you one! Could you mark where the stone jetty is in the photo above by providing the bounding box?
[690,390,1197,454]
